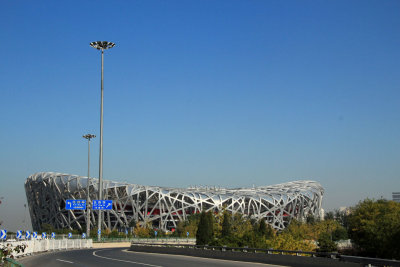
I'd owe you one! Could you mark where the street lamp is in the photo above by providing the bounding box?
[90,41,115,241]
[83,134,96,238]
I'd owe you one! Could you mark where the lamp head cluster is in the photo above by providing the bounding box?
[83,134,96,140]
[90,41,115,50]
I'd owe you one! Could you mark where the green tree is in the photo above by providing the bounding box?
[196,211,209,245]
[129,219,137,228]
[206,211,214,240]
[258,219,267,236]
[221,211,231,238]
[348,199,400,259]
[331,226,348,241]
[133,222,151,238]
[324,211,335,220]
[174,214,200,238]
[317,232,337,252]
[108,230,120,238]
[334,209,349,230]
[306,213,317,224]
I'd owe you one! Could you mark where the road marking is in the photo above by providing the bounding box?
[123,250,288,266]
[93,250,163,267]
[56,259,74,264]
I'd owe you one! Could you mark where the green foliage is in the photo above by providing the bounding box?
[348,199,400,259]
[257,219,267,236]
[263,221,275,239]
[306,213,318,224]
[40,223,53,232]
[324,211,335,220]
[1,243,27,262]
[129,219,137,228]
[196,211,208,245]
[221,211,231,237]
[334,209,349,229]
[133,222,151,238]
[90,228,98,238]
[267,231,316,252]
[174,214,199,238]
[206,211,214,239]
[332,226,348,241]
[108,230,120,238]
[317,232,337,252]
[196,211,214,245]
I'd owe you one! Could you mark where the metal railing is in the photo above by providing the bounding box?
[130,243,400,266]
[131,242,336,257]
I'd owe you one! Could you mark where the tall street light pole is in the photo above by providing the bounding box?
[83,133,96,238]
[90,41,115,241]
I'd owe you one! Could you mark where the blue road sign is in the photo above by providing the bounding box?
[33,232,38,239]
[42,232,47,239]
[97,229,101,235]
[51,232,55,239]
[125,229,128,235]
[187,231,189,237]
[16,231,22,239]
[26,231,31,239]
[0,230,7,239]
[66,199,86,210]
[68,233,72,238]
[154,231,157,237]
[92,200,113,210]
[82,233,86,239]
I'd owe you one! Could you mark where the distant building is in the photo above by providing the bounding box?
[393,192,400,203]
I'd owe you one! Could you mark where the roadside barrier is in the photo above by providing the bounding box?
[0,239,92,259]
[130,243,400,267]
[92,237,196,244]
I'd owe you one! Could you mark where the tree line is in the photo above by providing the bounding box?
[174,198,400,260]
[40,198,400,259]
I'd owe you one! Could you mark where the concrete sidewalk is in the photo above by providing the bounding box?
[93,242,131,248]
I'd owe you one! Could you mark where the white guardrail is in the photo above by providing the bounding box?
[0,239,93,258]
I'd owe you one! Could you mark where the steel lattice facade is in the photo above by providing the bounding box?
[25,172,324,232]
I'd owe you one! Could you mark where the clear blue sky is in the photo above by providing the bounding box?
[1,0,399,231]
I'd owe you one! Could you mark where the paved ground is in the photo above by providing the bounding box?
[92,242,131,248]
[18,248,286,267]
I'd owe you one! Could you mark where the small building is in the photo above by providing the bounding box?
[393,192,400,203]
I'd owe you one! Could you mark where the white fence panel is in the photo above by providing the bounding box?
[1,239,92,259]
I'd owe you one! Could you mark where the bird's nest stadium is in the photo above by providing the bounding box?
[25,172,324,232]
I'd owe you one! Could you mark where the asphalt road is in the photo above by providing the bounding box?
[18,248,285,267]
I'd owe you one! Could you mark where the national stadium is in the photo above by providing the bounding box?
[25,172,324,232]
